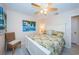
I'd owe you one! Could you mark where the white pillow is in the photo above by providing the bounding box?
[46,30,54,35]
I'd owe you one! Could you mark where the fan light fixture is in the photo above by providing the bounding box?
[31,3,58,15]
[40,9,48,15]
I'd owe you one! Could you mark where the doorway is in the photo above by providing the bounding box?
[71,15,79,46]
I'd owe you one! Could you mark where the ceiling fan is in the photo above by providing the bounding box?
[31,3,58,15]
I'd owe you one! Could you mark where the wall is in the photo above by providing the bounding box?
[6,8,38,48]
[46,15,65,32]
[36,19,46,34]
[45,9,79,48]
[0,4,6,54]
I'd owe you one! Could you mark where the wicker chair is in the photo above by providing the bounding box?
[5,32,21,54]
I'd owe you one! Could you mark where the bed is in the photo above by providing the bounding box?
[25,30,65,55]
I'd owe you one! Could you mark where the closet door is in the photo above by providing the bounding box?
[71,16,79,44]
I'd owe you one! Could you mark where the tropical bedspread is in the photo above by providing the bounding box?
[30,33,65,55]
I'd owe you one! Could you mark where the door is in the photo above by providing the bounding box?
[71,17,79,44]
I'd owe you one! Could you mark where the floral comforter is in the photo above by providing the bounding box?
[30,34,65,55]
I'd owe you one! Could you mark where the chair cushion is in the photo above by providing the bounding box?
[8,40,21,45]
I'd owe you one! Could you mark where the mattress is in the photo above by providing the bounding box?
[30,34,65,55]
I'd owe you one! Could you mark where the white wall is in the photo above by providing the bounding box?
[45,9,79,48]
[46,15,65,32]
[0,4,6,54]
[6,8,38,48]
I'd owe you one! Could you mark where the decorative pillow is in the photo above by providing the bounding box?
[46,30,54,35]
[52,31,64,37]
[43,30,47,34]
[52,31,58,36]
[57,32,64,37]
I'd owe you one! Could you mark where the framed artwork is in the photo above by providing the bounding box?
[0,7,5,30]
[0,20,4,29]
[22,20,36,32]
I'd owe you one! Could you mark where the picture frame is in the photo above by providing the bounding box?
[22,20,36,32]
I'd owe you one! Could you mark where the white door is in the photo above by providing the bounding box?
[71,17,79,44]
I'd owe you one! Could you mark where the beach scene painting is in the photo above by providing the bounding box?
[23,20,36,32]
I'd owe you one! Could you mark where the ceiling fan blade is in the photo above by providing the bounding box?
[31,3,41,9]
[47,3,52,8]
[48,8,58,12]
[48,3,52,6]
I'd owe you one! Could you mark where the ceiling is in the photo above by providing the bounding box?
[6,3,79,16]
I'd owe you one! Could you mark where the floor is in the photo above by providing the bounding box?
[5,47,30,55]
[5,44,79,55]
[62,43,79,55]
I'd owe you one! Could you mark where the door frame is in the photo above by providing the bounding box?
[71,15,79,45]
